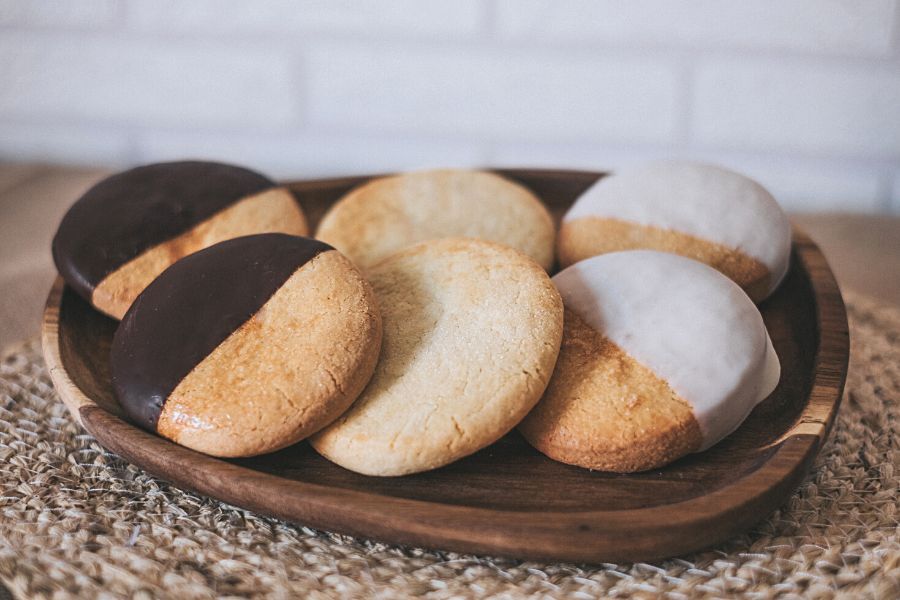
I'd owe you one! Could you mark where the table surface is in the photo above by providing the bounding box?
[1,162,899,351]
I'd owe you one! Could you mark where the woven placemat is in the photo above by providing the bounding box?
[0,294,897,599]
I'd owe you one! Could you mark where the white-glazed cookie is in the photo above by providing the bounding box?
[519,250,781,473]
[316,169,556,270]
[557,161,791,302]
[310,238,564,476]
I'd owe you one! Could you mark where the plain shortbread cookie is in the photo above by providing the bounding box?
[316,169,555,271]
[310,237,564,476]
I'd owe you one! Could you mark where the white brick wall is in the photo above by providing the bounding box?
[136,131,485,179]
[0,0,898,213]
[0,123,131,166]
[496,0,896,56]
[694,60,900,156]
[0,0,120,28]
[0,33,299,126]
[306,45,679,141]
[127,0,483,37]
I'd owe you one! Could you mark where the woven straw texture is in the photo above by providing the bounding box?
[0,294,897,599]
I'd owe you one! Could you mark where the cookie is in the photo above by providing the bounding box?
[519,250,781,473]
[110,234,382,458]
[53,160,308,319]
[557,161,791,302]
[316,169,555,270]
[310,238,563,476]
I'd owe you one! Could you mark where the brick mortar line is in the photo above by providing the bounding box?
[2,114,898,172]
[3,26,900,67]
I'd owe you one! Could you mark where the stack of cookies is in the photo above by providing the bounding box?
[52,160,790,475]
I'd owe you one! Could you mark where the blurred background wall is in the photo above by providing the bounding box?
[1,0,899,213]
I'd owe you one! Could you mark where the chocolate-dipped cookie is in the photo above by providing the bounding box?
[557,161,791,302]
[316,169,556,270]
[111,234,382,458]
[519,250,780,473]
[53,160,309,319]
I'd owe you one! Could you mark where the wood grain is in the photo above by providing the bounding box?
[40,169,849,563]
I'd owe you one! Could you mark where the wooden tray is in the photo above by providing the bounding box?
[41,169,849,563]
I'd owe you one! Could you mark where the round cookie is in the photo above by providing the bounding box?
[53,160,309,319]
[557,161,791,302]
[316,169,555,271]
[310,238,564,476]
[110,234,381,458]
[519,250,781,473]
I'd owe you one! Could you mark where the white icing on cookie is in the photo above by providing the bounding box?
[553,251,780,451]
[564,161,792,297]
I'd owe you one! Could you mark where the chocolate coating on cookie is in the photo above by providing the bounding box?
[111,234,330,431]
[53,161,277,301]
